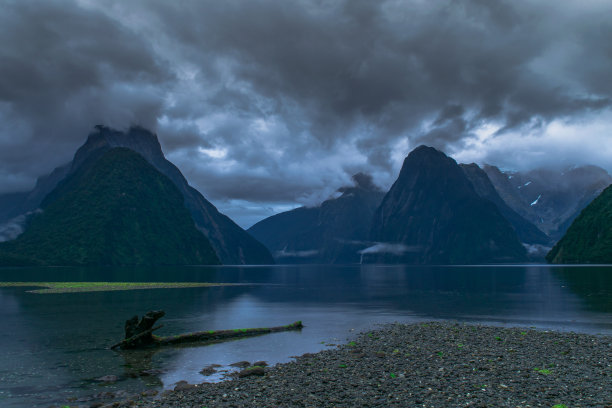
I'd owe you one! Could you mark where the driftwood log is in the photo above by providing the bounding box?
[111,310,303,350]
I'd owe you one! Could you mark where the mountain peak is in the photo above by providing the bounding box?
[369,146,527,264]
[73,126,164,172]
[337,172,382,195]
[400,145,459,174]
[406,145,445,160]
[352,172,379,191]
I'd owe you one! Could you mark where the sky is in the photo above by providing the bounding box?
[1,0,611,228]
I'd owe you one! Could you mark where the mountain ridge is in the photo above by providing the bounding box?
[0,148,220,266]
[483,164,612,240]
[0,125,273,265]
[248,173,385,263]
[368,145,527,264]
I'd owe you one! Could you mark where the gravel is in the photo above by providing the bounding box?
[91,322,612,407]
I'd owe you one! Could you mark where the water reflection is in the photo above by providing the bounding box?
[0,264,611,407]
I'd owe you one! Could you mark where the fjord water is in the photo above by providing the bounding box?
[1,265,611,407]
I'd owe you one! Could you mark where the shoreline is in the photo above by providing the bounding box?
[80,321,611,408]
[0,281,240,294]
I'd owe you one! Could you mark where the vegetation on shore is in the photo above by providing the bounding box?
[0,281,234,294]
[547,184,612,263]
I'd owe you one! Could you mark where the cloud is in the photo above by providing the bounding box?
[0,209,41,242]
[274,249,319,259]
[1,0,611,227]
[0,0,173,192]
[358,243,421,255]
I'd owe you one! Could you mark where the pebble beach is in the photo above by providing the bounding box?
[71,322,612,408]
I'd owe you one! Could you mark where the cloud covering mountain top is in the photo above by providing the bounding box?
[1,0,611,227]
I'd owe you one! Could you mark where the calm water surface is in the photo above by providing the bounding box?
[0,264,611,407]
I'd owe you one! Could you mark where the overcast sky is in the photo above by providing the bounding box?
[1,0,611,228]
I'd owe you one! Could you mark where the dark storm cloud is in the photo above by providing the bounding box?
[0,0,173,191]
[144,0,612,154]
[1,0,611,226]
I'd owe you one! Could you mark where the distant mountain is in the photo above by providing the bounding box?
[0,165,70,224]
[483,165,612,240]
[0,148,220,266]
[460,164,551,246]
[546,185,612,264]
[0,125,273,265]
[248,173,385,263]
[0,192,28,224]
[368,146,527,264]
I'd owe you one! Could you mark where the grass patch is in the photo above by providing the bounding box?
[0,281,234,294]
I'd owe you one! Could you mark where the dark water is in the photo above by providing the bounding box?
[0,264,611,407]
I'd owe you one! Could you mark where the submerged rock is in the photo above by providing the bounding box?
[94,375,118,384]
[229,361,251,368]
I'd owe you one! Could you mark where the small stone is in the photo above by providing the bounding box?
[238,366,266,377]
[253,361,268,367]
[141,389,158,397]
[200,366,217,376]
[139,369,164,377]
[95,375,118,383]
[174,381,196,391]
[230,361,251,368]
[93,391,115,400]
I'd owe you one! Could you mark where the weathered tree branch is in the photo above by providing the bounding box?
[111,310,303,350]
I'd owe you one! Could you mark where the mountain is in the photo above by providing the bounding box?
[546,185,612,264]
[368,146,527,264]
[460,163,551,246]
[248,173,385,263]
[0,148,220,266]
[0,125,273,265]
[483,165,612,240]
[0,192,28,224]
[0,165,70,224]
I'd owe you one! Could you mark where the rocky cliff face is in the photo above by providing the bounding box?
[0,148,220,266]
[248,173,385,263]
[547,184,612,264]
[368,146,527,264]
[460,163,551,246]
[483,164,612,240]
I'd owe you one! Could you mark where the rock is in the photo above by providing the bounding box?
[93,391,115,399]
[95,375,118,383]
[141,389,158,397]
[253,360,268,367]
[199,366,217,376]
[238,366,266,377]
[173,381,196,391]
[229,361,251,368]
[139,368,164,376]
